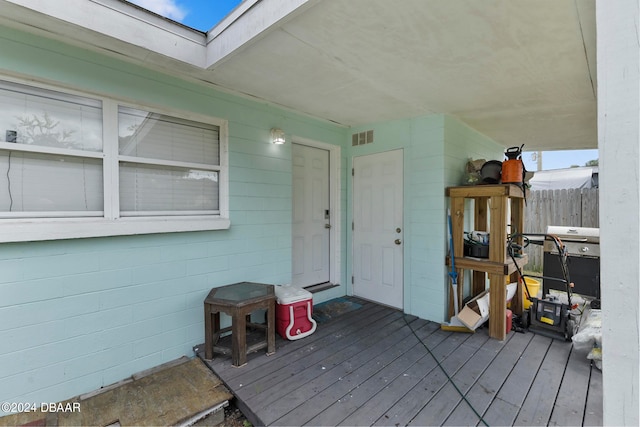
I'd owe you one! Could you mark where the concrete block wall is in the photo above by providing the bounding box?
[0,24,347,411]
[0,18,507,412]
[347,115,503,322]
[443,116,505,299]
[405,116,448,321]
[346,116,444,319]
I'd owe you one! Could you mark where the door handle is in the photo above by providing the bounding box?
[325,224,331,229]
[395,239,402,245]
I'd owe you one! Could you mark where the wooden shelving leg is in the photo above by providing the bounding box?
[489,273,507,340]
[473,271,486,296]
[488,195,507,340]
[472,196,489,297]
[510,196,526,316]
[489,195,507,262]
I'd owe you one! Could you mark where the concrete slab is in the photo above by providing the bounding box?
[1,357,232,427]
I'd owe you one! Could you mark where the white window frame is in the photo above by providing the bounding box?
[0,77,229,243]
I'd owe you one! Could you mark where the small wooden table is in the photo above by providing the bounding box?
[204,282,276,367]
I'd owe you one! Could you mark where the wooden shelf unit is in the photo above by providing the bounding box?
[446,184,527,340]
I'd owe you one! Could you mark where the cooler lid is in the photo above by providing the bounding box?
[274,284,313,304]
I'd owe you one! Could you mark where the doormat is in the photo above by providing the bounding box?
[313,297,362,323]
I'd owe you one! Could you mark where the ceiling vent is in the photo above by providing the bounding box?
[352,130,374,146]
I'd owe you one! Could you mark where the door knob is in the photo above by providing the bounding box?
[395,239,402,245]
[396,228,402,233]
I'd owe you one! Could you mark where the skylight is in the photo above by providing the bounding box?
[126,0,243,32]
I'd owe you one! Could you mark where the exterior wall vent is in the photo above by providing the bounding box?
[352,130,374,146]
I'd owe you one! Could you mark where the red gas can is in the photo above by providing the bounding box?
[506,309,513,334]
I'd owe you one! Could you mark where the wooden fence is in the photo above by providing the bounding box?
[523,188,599,271]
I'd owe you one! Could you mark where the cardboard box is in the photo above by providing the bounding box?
[458,290,490,330]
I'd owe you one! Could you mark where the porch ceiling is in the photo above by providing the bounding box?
[1,0,597,151]
[209,0,597,152]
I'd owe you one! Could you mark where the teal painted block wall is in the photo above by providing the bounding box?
[347,115,503,322]
[0,25,348,410]
[0,21,504,410]
[443,115,505,299]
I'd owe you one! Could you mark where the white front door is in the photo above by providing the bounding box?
[353,149,404,309]
[292,143,330,287]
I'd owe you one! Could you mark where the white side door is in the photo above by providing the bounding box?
[353,149,404,309]
[292,143,330,287]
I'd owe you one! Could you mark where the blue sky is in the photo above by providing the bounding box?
[128,1,599,171]
[128,0,242,31]
[522,149,598,171]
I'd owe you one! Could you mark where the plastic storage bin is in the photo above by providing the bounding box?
[522,278,541,309]
[274,285,317,340]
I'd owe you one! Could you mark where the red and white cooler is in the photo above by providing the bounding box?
[274,285,317,340]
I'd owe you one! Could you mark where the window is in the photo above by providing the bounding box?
[0,79,228,242]
[0,80,103,217]
[118,107,221,216]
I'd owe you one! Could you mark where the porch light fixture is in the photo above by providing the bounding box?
[271,128,286,144]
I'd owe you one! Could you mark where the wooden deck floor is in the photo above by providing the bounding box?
[199,297,602,427]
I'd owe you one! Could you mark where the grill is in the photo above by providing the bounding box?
[543,226,600,299]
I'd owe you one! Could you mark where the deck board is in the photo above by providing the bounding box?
[308,323,446,425]
[548,346,593,426]
[373,332,489,427]
[481,334,553,426]
[442,332,534,426]
[262,317,428,425]
[248,314,412,417]
[270,318,437,426]
[583,362,603,426]
[334,326,468,426]
[240,310,402,407]
[340,329,466,426]
[198,296,602,427]
[407,331,511,426]
[513,338,573,426]
[306,321,444,427]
